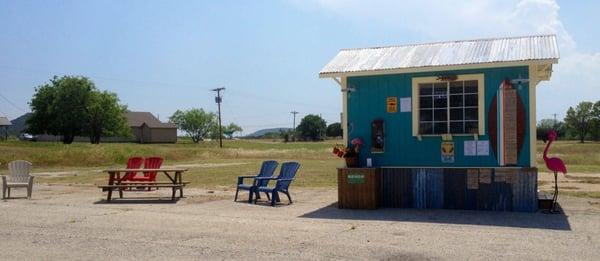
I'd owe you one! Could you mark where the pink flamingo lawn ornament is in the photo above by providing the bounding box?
[543,130,567,213]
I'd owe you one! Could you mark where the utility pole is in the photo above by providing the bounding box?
[211,87,226,148]
[553,113,558,129]
[291,111,299,142]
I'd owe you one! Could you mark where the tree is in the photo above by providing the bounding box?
[590,101,600,141]
[223,123,242,139]
[28,76,85,143]
[28,76,129,144]
[86,91,130,144]
[536,118,565,141]
[296,114,327,141]
[326,122,343,137]
[564,101,594,143]
[169,108,216,143]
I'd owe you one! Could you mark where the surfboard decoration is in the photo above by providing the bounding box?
[488,79,526,166]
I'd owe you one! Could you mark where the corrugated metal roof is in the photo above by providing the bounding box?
[320,35,559,76]
[0,117,11,126]
[126,112,176,129]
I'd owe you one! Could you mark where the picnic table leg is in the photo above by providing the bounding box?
[117,172,124,198]
[107,172,115,202]
[107,188,113,202]
[177,171,183,198]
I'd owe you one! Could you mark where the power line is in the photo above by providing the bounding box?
[0,91,28,113]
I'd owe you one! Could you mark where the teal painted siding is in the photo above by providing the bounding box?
[347,66,531,167]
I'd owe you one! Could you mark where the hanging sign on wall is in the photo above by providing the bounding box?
[386,97,398,113]
[441,141,455,163]
[400,97,412,112]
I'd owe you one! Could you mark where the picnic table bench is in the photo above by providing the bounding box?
[99,168,189,202]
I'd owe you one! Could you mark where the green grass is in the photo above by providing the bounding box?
[536,140,600,173]
[2,139,599,189]
[2,139,343,188]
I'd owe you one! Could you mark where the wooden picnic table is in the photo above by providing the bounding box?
[99,168,189,202]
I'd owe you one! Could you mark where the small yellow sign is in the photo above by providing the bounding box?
[386,97,397,113]
[441,141,455,163]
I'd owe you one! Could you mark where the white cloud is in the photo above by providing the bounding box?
[293,0,600,120]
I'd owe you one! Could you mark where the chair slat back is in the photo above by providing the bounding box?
[124,157,144,180]
[256,160,278,187]
[275,162,300,190]
[143,157,163,180]
[8,160,32,183]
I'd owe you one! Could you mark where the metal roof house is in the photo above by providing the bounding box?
[0,116,10,140]
[126,112,177,144]
[321,35,559,212]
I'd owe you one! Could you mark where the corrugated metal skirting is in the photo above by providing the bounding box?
[381,168,538,212]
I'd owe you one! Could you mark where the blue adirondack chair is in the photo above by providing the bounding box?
[234,160,278,203]
[254,162,300,206]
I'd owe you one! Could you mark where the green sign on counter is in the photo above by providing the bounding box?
[347,173,365,184]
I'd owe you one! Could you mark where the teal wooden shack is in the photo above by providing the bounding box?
[320,35,559,212]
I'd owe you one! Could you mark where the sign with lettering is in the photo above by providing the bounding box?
[504,88,518,165]
[479,169,492,184]
[347,173,365,184]
[387,97,398,113]
[467,169,479,189]
[495,169,507,182]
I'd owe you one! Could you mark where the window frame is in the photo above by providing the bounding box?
[411,74,485,137]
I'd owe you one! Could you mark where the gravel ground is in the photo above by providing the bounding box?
[1,184,599,260]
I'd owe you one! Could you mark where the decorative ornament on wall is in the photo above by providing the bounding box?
[488,78,526,166]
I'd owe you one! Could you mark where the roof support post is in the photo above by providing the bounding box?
[529,65,539,167]
[341,76,348,146]
[332,77,342,87]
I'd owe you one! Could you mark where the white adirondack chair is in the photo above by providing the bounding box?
[2,160,34,199]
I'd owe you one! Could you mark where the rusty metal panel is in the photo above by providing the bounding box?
[426,168,444,209]
[381,168,412,208]
[512,168,538,212]
[412,169,427,209]
[381,167,537,212]
[443,169,466,209]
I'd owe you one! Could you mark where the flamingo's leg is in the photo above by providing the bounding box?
[552,171,559,213]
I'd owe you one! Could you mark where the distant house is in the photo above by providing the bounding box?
[126,112,177,143]
[7,111,177,143]
[0,116,10,140]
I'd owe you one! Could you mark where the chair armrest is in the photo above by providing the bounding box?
[253,177,278,186]
[237,175,258,179]
[254,177,278,180]
[276,178,295,182]
[237,175,257,184]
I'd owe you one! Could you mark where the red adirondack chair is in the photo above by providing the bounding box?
[123,157,144,181]
[128,157,163,183]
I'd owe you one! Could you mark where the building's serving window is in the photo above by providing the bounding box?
[412,74,484,136]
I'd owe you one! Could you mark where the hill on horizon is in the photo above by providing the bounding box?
[245,127,291,138]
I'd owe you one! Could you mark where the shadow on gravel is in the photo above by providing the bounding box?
[300,203,571,230]
[93,197,180,204]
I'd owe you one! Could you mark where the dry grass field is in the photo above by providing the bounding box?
[1,139,599,198]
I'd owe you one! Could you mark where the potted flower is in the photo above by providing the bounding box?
[344,138,363,168]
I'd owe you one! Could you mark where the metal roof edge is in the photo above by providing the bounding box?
[338,34,557,52]
[319,58,558,78]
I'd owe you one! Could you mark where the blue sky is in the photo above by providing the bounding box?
[1,0,599,134]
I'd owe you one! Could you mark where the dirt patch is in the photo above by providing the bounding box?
[565,175,600,184]
[172,162,248,168]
